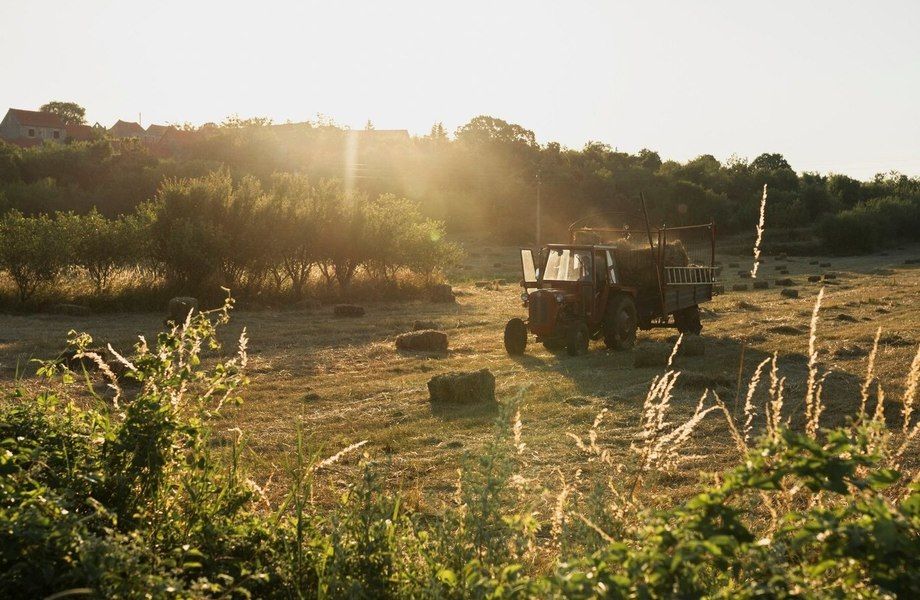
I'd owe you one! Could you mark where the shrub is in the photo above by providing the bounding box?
[820,196,920,254]
[0,210,70,302]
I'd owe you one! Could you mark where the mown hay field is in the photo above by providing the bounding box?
[2,245,918,511]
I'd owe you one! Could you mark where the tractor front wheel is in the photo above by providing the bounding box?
[566,322,590,356]
[504,318,528,355]
[673,305,703,335]
[604,295,638,350]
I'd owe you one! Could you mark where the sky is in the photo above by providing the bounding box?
[2,0,918,179]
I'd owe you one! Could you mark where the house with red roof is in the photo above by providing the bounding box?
[0,108,67,146]
[108,119,147,139]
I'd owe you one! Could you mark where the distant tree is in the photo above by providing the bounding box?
[221,114,273,128]
[637,148,662,172]
[39,101,87,125]
[455,116,537,147]
[428,122,448,141]
[364,119,375,131]
[751,153,792,172]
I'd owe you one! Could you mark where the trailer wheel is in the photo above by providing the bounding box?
[604,295,638,350]
[566,322,590,356]
[674,305,703,335]
[504,318,528,355]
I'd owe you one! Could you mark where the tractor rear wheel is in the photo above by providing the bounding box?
[674,305,703,335]
[603,295,638,350]
[566,322,590,356]
[504,318,528,355]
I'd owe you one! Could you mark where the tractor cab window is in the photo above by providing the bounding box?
[593,251,606,287]
[606,250,618,284]
[543,248,591,282]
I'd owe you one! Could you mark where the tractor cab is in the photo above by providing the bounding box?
[507,244,639,356]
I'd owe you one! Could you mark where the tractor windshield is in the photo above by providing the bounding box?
[543,248,591,282]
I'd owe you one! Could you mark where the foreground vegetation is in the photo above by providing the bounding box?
[2,291,918,598]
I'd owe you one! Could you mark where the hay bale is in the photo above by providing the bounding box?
[168,297,198,323]
[396,329,448,352]
[429,283,456,303]
[807,275,821,282]
[61,346,108,371]
[809,260,819,265]
[633,343,671,368]
[905,258,920,265]
[677,335,705,357]
[334,304,365,317]
[753,281,769,290]
[819,262,832,268]
[823,273,837,280]
[737,271,751,279]
[778,269,789,275]
[780,288,799,299]
[775,278,795,286]
[728,262,739,268]
[474,281,490,288]
[773,265,786,271]
[413,320,439,331]
[51,303,91,316]
[731,283,749,291]
[428,369,495,404]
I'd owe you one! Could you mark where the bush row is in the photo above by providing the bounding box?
[0,171,461,305]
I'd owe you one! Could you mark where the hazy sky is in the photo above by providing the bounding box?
[2,1,918,179]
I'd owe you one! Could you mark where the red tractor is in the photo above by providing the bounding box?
[503,213,716,356]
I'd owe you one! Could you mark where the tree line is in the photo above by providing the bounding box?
[2,112,920,253]
[0,171,459,305]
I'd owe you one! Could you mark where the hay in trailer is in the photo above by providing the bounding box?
[611,239,690,292]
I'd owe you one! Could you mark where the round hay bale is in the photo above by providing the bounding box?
[51,303,92,316]
[633,343,671,368]
[428,369,495,404]
[429,283,456,303]
[753,281,769,290]
[807,275,821,282]
[334,304,365,318]
[780,288,799,299]
[168,297,199,323]
[396,330,448,352]
[732,283,749,292]
[775,278,795,286]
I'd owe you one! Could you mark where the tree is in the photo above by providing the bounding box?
[0,211,70,302]
[39,101,87,125]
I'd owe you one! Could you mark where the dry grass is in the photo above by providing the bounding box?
[2,243,920,511]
